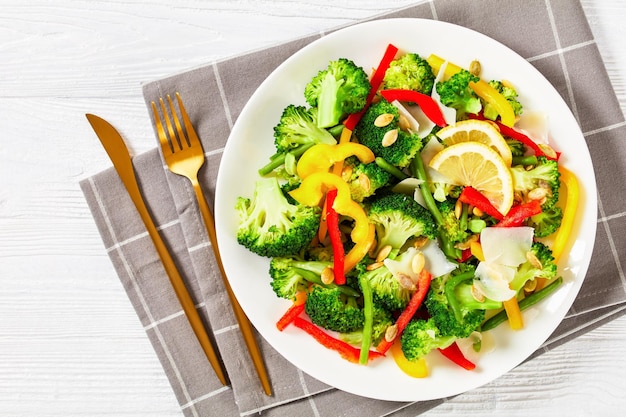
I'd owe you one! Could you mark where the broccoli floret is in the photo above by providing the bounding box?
[435,70,482,120]
[383,53,435,95]
[354,99,423,169]
[304,58,371,128]
[528,205,563,238]
[400,318,456,361]
[236,177,320,258]
[425,268,501,339]
[483,80,523,121]
[342,156,394,202]
[507,138,527,158]
[340,304,394,346]
[273,105,336,154]
[509,241,558,292]
[436,199,470,245]
[304,285,363,333]
[269,255,360,300]
[368,193,438,253]
[510,156,560,209]
[357,248,424,311]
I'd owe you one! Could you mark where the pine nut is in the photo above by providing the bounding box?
[366,261,384,271]
[374,113,394,127]
[381,129,398,147]
[385,324,398,342]
[471,283,485,302]
[411,252,425,275]
[472,206,484,217]
[524,279,537,293]
[376,245,393,263]
[528,187,548,201]
[413,236,429,249]
[454,199,463,219]
[526,251,543,269]
[358,174,371,192]
[397,273,416,290]
[469,60,482,76]
[321,267,335,285]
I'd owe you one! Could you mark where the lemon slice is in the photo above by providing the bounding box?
[436,119,512,166]
[429,141,514,215]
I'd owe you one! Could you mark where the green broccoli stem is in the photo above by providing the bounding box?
[511,155,538,166]
[328,124,345,138]
[358,275,374,365]
[375,157,409,180]
[410,155,461,260]
[481,277,563,331]
[293,267,361,297]
[258,143,315,176]
[444,271,475,322]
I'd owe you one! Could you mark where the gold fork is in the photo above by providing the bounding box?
[152,93,272,396]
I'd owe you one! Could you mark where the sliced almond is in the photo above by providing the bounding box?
[382,129,398,147]
[524,278,537,293]
[454,199,463,219]
[413,236,429,249]
[398,114,411,131]
[374,113,395,127]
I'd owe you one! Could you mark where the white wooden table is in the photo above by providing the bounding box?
[2,1,625,415]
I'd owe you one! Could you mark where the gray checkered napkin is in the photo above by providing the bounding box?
[80,1,626,416]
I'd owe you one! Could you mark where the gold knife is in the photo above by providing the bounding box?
[86,113,228,386]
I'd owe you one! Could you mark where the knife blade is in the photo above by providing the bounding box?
[86,114,228,386]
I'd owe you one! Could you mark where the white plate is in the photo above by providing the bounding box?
[215,18,597,401]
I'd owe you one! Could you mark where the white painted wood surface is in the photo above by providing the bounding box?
[1,1,625,415]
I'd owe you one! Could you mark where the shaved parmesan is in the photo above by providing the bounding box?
[432,61,457,126]
[480,226,534,267]
[421,240,458,277]
[474,261,517,301]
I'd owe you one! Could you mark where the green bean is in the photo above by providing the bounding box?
[374,157,409,180]
[481,277,563,331]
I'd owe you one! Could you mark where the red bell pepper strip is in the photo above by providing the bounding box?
[376,269,433,355]
[495,199,542,228]
[276,291,308,331]
[380,89,448,127]
[344,43,399,130]
[325,188,346,285]
[293,317,384,363]
[276,303,306,331]
[438,342,476,370]
[469,113,559,161]
[458,187,505,220]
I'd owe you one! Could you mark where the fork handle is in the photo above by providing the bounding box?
[190,177,273,396]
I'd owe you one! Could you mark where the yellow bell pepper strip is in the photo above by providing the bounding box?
[293,317,384,363]
[481,277,563,331]
[331,126,355,176]
[426,54,516,127]
[470,240,485,261]
[376,269,433,355]
[296,142,375,179]
[438,342,476,370]
[552,166,579,264]
[502,296,524,330]
[344,43,399,131]
[289,172,375,273]
[391,339,429,378]
[325,188,346,285]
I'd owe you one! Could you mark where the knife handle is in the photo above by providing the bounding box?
[124,172,228,386]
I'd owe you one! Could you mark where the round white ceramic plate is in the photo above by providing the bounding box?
[215,18,597,401]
